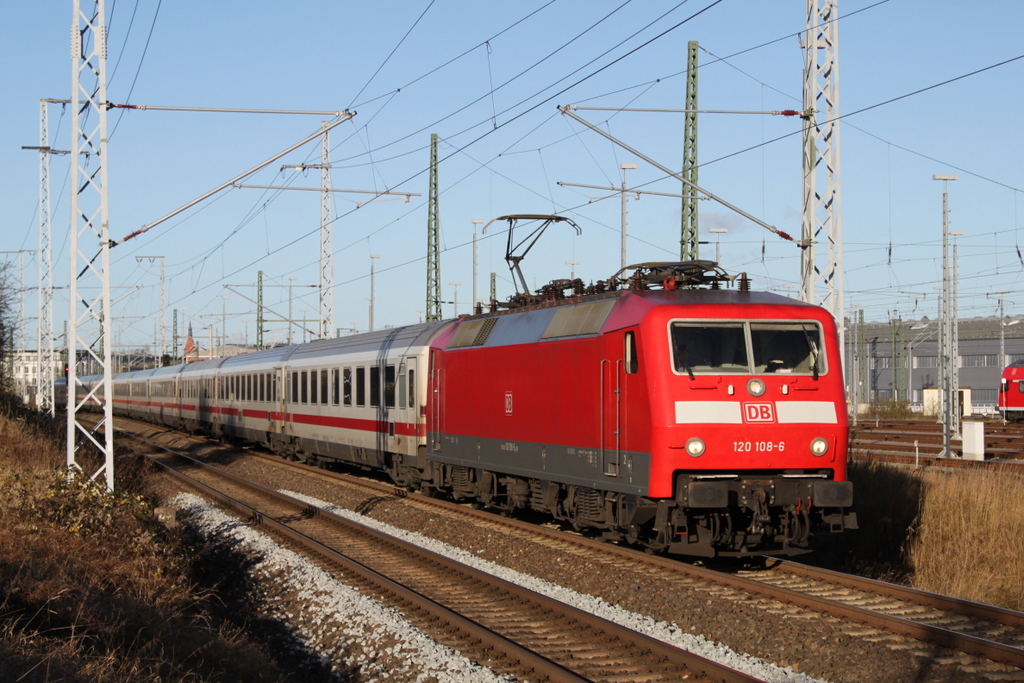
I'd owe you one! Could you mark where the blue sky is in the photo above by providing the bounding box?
[3,0,1024,353]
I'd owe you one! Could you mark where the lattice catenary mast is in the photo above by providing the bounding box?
[319,122,334,338]
[67,0,115,490]
[426,133,442,322]
[24,100,69,418]
[680,40,700,260]
[801,0,844,362]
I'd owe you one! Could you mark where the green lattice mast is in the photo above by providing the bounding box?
[426,134,442,321]
[680,41,700,261]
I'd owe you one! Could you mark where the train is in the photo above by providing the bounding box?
[998,360,1024,421]
[59,259,856,558]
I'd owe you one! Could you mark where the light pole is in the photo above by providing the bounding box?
[472,219,484,313]
[708,228,727,264]
[934,173,959,456]
[369,254,380,332]
[221,295,229,350]
[566,260,580,280]
[620,163,637,269]
[288,277,297,345]
[906,322,932,408]
[988,291,1012,369]
[450,282,462,317]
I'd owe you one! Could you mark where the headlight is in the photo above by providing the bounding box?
[810,437,829,456]
[747,378,766,397]
[686,437,706,457]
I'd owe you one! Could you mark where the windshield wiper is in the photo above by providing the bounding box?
[802,325,820,380]
[672,334,696,380]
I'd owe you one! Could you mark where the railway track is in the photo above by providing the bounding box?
[121,428,762,683]
[242,445,1024,678]
[851,418,1024,469]
[109,416,1024,680]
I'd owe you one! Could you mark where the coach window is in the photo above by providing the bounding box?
[408,369,416,409]
[625,331,638,374]
[398,362,407,408]
[356,367,365,406]
[301,371,309,404]
[310,370,318,405]
[384,365,396,408]
[260,374,266,402]
[331,368,340,405]
[370,366,381,407]
[249,375,254,402]
[320,369,329,405]
[343,368,353,406]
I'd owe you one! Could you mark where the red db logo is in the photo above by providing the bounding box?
[743,402,775,423]
[505,392,513,415]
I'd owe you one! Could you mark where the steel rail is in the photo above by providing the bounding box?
[773,560,1024,628]
[239,450,1024,669]
[110,417,1024,673]
[130,435,764,683]
[143,449,592,683]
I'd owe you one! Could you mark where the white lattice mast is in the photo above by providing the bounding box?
[67,0,115,491]
[37,100,56,417]
[801,0,844,355]
[320,121,334,339]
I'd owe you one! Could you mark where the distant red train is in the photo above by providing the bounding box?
[61,260,856,558]
[998,360,1024,421]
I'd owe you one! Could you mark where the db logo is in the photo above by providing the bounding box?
[505,392,514,415]
[743,402,775,423]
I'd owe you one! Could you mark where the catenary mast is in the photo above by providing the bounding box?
[67,0,115,490]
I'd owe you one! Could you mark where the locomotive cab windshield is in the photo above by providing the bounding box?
[670,320,826,377]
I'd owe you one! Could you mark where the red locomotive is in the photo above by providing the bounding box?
[998,360,1024,421]
[62,256,855,558]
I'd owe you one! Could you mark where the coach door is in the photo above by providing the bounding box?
[429,349,443,452]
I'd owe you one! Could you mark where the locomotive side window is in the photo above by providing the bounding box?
[343,368,352,406]
[370,366,381,407]
[321,369,329,405]
[1018,380,1024,394]
[671,322,748,374]
[356,367,366,406]
[625,331,638,374]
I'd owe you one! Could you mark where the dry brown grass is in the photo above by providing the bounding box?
[835,459,1024,611]
[908,466,1024,610]
[0,396,308,683]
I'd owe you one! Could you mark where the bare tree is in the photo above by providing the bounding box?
[0,262,14,392]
